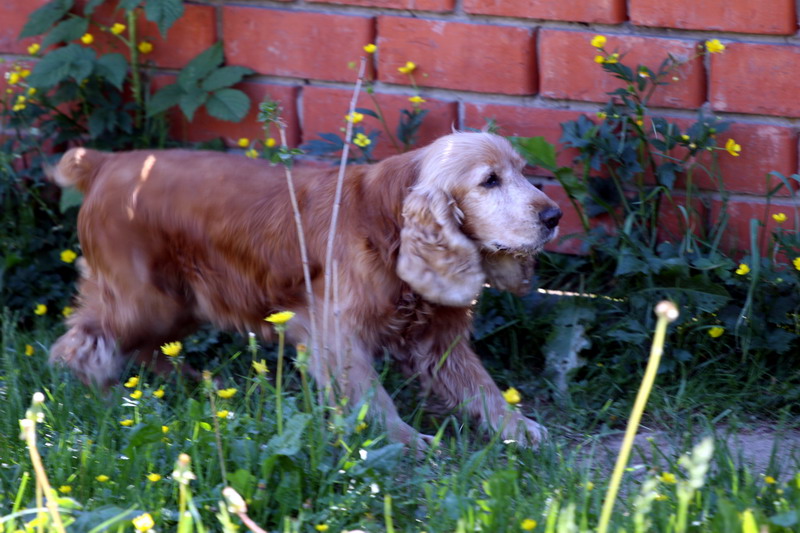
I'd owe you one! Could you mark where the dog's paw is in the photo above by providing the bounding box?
[502,414,548,447]
[387,421,435,457]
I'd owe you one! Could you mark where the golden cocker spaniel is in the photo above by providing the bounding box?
[50,132,562,448]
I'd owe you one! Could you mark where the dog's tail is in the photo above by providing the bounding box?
[48,147,106,194]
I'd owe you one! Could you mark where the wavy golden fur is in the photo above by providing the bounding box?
[50,132,562,449]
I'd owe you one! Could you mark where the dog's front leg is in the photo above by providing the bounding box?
[416,341,547,446]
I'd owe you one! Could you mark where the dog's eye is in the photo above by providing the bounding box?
[481,172,501,189]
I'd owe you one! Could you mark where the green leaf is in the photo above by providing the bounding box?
[123,420,167,456]
[508,136,557,171]
[178,42,223,90]
[82,0,106,15]
[59,187,83,213]
[19,0,74,38]
[201,66,253,92]
[147,83,183,116]
[143,0,184,37]
[94,53,128,90]
[205,88,250,122]
[27,44,96,90]
[42,17,89,48]
[265,413,310,457]
[179,87,208,121]
[119,0,143,10]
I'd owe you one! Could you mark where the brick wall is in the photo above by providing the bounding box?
[2,0,799,254]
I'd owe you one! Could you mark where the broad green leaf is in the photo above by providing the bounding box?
[42,17,89,48]
[178,42,223,90]
[119,0,143,10]
[201,66,253,92]
[143,0,184,37]
[178,87,208,121]
[94,53,128,90]
[19,0,74,38]
[147,83,183,116]
[59,187,83,213]
[508,136,557,171]
[205,88,250,122]
[27,44,96,90]
[265,413,310,457]
[82,0,106,15]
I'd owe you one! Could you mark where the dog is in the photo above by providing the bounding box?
[50,132,562,448]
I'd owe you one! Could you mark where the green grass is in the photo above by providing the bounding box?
[2,312,800,533]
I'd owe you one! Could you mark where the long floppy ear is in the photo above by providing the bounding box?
[397,188,485,307]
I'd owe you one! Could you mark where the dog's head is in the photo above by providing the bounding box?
[397,132,561,307]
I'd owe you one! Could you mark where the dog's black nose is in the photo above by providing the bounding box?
[539,207,562,230]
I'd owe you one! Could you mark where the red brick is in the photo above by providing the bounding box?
[630,0,796,35]
[0,0,49,55]
[464,0,625,24]
[223,8,374,83]
[464,103,586,170]
[311,0,454,11]
[377,17,536,95]
[301,85,457,159]
[710,197,799,255]
[539,30,705,109]
[72,2,217,70]
[710,42,800,118]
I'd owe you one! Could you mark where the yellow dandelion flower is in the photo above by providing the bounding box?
[34,304,47,316]
[110,23,126,35]
[363,43,377,54]
[216,409,229,419]
[345,111,364,124]
[503,387,521,405]
[725,138,741,157]
[659,472,677,484]
[681,134,690,141]
[62,306,74,318]
[772,212,787,223]
[708,326,725,338]
[735,263,750,275]
[12,102,27,112]
[58,485,72,493]
[27,87,37,96]
[245,148,259,159]
[27,43,41,55]
[130,390,143,400]
[265,137,277,148]
[353,133,371,147]
[521,518,538,530]
[153,388,165,399]
[25,344,35,356]
[237,137,250,148]
[80,33,94,45]
[8,72,21,85]
[409,95,426,104]
[124,376,139,388]
[264,311,295,324]
[20,69,31,78]
[593,55,606,64]
[161,425,169,433]
[252,359,268,375]
[638,67,650,78]
[793,257,800,271]
[217,388,238,399]
[60,249,77,263]
[590,35,607,49]
[765,475,777,484]
[96,474,110,482]
[146,473,162,482]
[120,419,134,427]
[161,341,182,357]
[314,525,329,532]
[132,512,155,532]
[605,53,620,64]
[138,41,153,54]
[705,39,725,54]
[398,61,416,74]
